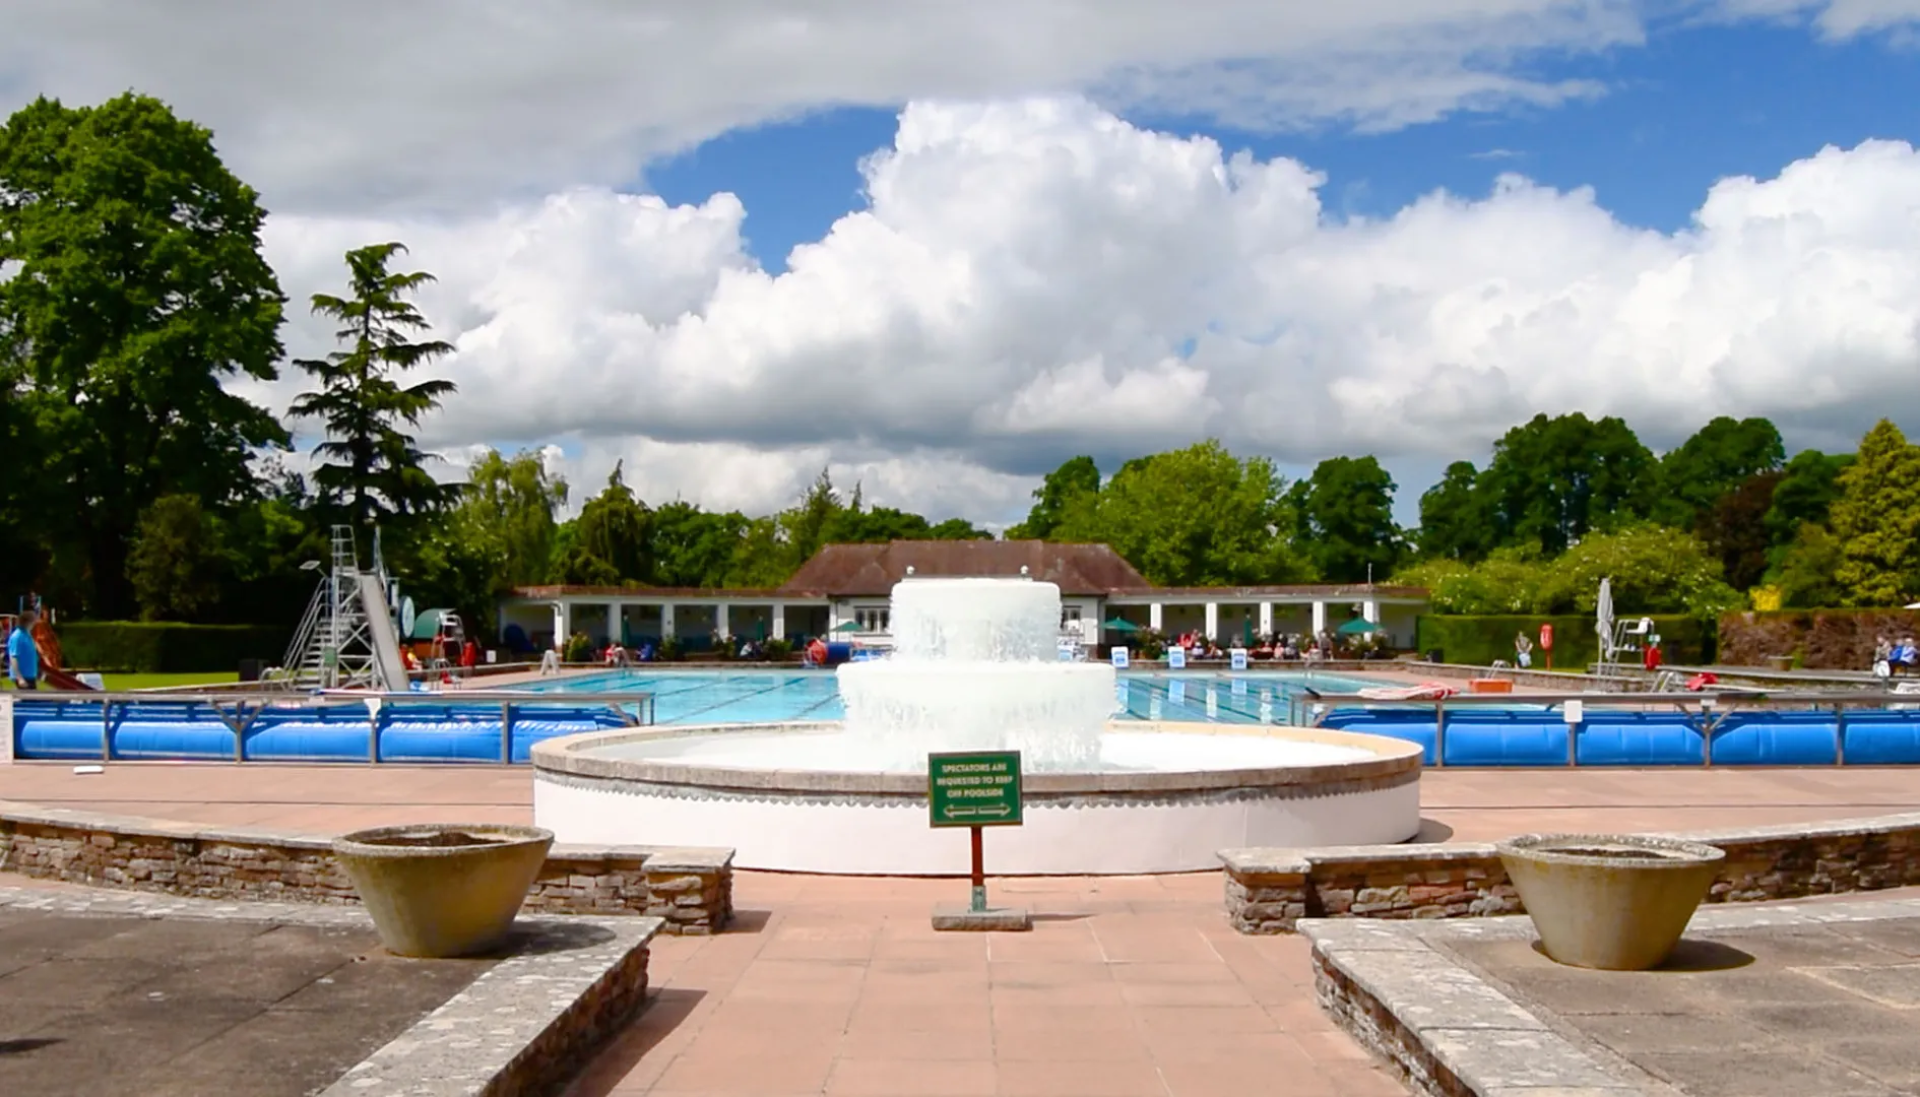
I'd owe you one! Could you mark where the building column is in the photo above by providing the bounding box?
[715,603,731,640]
[552,601,571,646]
[1257,602,1273,638]
[1363,598,1379,623]
[1311,600,1327,636]
[1149,603,1164,631]
[772,603,787,641]
[661,604,677,640]
[606,602,621,644]
[1204,602,1219,641]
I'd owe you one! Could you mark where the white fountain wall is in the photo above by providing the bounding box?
[836,578,1116,772]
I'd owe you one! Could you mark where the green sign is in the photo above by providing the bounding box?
[928,750,1023,827]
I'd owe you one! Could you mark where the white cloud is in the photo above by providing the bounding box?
[1713,0,1920,38]
[2,0,1645,215]
[249,98,1920,526]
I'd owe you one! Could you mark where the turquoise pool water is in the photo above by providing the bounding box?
[521,668,1386,726]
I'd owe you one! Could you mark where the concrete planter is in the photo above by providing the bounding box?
[1496,833,1725,971]
[333,823,555,958]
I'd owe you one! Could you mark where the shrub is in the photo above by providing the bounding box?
[1414,614,1715,669]
[563,631,594,663]
[56,621,289,673]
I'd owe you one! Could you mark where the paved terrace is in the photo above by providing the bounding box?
[2,763,1918,1095]
[0,763,1912,840]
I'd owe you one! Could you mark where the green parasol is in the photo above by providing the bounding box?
[1336,617,1380,635]
[1101,617,1142,632]
[831,620,863,633]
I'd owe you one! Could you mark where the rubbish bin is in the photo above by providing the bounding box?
[238,658,264,683]
[1426,648,1444,664]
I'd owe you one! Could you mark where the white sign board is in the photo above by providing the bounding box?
[1563,699,1585,724]
[1167,648,1187,670]
[1058,642,1077,662]
[1229,648,1248,671]
[1110,647,1130,669]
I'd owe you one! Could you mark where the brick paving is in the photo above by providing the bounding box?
[2,762,1917,1093]
[1,761,1913,840]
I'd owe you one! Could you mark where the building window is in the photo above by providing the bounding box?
[1060,606,1082,628]
[855,607,890,632]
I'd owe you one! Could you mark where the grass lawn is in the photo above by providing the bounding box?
[97,671,241,691]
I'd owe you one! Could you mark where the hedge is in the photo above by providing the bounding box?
[1414,614,1716,669]
[55,622,291,673]
[1718,609,1920,670]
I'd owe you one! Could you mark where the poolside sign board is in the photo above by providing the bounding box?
[1229,648,1249,671]
[1111,647,1130,668]
[1167,647,1187,670]
[928,750,1023,827]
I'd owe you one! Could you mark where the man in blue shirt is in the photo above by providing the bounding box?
[8,610,40,689]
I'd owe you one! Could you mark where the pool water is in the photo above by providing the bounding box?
[522,669,1384,726]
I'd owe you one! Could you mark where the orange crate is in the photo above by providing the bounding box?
[1467,678,1514,694]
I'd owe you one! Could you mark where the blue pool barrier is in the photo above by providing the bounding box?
[8,699,634,764]
[1318,705,1920,766]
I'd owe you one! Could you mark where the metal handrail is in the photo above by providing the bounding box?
[1296,688,1917,768]
[9,689,656,765]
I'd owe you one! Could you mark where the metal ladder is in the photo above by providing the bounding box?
[277,525,392,690]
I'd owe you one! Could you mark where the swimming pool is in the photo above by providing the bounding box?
[521,668,1387,726]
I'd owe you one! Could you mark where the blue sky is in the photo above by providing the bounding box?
[26,2,1918,526]
[648,20,1920,273]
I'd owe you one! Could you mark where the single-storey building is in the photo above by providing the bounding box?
[498,540,1429,652]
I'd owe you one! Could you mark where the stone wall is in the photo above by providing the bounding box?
[1223,812,1920,934]
[0,801,733,935]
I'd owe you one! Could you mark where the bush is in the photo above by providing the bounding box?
[762,637,794,661]
[56,621,290,673]
[1718,609,1920,670]
[563,631,593,663]
[1414,614,1715,669]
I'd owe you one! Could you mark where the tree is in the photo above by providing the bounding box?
[455,449,567,588]
[1830,419,1920,606]
[1653,416,1785,528]
[1764,449,1852,558]
[1051,441,1309,586]
[558,462,651,584]
[1477,413,1658,554]
[126,495,223,621]
[1288,455,1404,582]
[780,468,846,568]
[291,242,457,528]
[1546,524,1743,618]
[1697,471,1784,594]
[1007,456,1101,540]
[0,93,289,616]
[928,517,991,540]
[651,502,751,587]
[1774,523,1847,609]
[1416,461,1493,562]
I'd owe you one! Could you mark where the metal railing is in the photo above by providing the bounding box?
[1291,688,1920,767]
[8,689,655,764]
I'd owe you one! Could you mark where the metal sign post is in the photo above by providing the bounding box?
[928,750,1032,931]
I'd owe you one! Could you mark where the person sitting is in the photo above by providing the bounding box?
[637,642,655,663]
[1899,637,1920,677]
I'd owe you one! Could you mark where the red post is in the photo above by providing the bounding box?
[969,825,986,913]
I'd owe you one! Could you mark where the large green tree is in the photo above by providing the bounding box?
[455,449,567,588]
[1697,471,1783,593]
[1051,441,1308,586]
[1830,419,1920,606]
[1477,413,1658,554]
[1764,448,1852,556]
[1288,455,1404,582]
[1652,415,1785,528]
[126,494,224,621]
[1007,456,1101,540]
[556,462,652,585]
[0,93,288,616]
[291,242,457,528]
[1416,461,1493,562]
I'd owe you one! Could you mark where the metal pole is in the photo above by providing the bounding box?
[969,825,986,913]
[500,702,513,764]
[100,699,111,761]
[368,705,380,764]
[1835,703,1847,766]
[1433,700,1447,768]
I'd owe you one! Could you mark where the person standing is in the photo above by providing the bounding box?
[8,610,41,689]
[1514,631,1534,669]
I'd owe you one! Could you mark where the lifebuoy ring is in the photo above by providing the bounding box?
[807,638,829,665]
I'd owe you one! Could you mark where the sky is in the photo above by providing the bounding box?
[7,0,1920,529]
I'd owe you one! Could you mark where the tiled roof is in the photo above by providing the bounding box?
[776,541,1154,597]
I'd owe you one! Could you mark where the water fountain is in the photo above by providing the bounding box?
[531,578,1422,874]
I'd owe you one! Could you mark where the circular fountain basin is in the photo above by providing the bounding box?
[531,722,1423,875]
